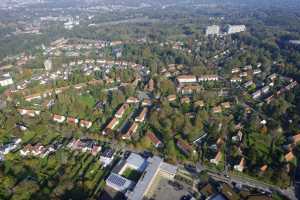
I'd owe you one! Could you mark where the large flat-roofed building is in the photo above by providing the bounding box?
[119,153,147,174]
[0,77,13,87]
[126,156,177,200]
[206,25,220,36]
[106,173,134,192]
[226,25,246,34]
[176,75,197,84]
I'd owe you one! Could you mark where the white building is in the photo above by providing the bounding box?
[44,59,52,71]
[205,25,220,36]
[176,75,197,84]
[119,153,147,175]
[0,77,13,87]
[234,158,245,172]
[226,25,246,34]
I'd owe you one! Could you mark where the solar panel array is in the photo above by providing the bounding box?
[107,173,126,187]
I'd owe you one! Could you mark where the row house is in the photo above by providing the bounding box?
[80,120,93,129]
[25,94,42,102]
[253,69,262,75]
[198,75,219,82]
[176,139,193,156]
[180,85,202,95]
[210,151,222,165]
[231,68,240,74]
[122,122,139,140]
[142,99,152,107]
[102,117,119,135]
[144,79,154,92]
[234,157,246,172]
[126,97,140,104]
[252,90,262,99]
[115,103,129,118]
[285,151,295,162]
[176,75,197,84]
[167,94,177,102]
[231,77,242,83]
[146,131,163,148]
[135,108,148,123]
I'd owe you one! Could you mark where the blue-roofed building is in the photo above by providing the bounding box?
[106,173,133,192]
[126,156,178,200]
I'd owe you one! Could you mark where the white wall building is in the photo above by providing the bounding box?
[205,25,220,36]
[0,77,13,87]
[226,25,246,34]
[44,59,52,71]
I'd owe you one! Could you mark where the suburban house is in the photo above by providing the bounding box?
[79,120,92,129]
[221,102,231,109]
[231,68,240,74]
[67,139,101,155]
[100,149,115,167]
[291,133,300,144]
[194,100,204,108]
[52,114,66,123]
[146,131,163,148]
[167,94,177,102]
[260,165,268,172]
[20,143,47,157]
[212,106,222,113]
[234,157,246,172]
[67,117,79,125]
[135,108,148,123]
[115,103,129,118]
[122,122,139,140]
[18,109,41,117]
[181,96,191,104]
[210,151,222,165]
[126,97,140,104]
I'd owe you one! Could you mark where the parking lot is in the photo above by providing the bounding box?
[146,176,192,200]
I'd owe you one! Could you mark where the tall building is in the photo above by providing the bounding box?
[226,25,246,34]
[205,25,220,36]
[44,59,52,71]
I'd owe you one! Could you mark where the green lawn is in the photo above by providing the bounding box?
[121,167,142,182]
[78,94,96,108]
